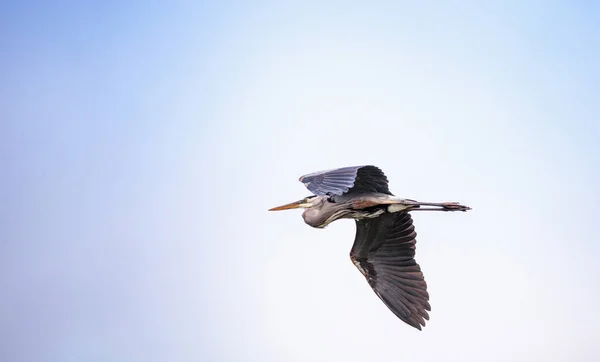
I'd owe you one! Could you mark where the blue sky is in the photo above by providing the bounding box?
[1,1,599,362]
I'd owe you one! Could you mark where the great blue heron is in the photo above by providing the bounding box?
[269,165,471,330]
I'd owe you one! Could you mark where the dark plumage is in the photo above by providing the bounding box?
[352,212,429,329]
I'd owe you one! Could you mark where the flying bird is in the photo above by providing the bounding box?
[269,165,471,330]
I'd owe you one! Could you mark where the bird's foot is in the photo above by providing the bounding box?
[441,202,471,211]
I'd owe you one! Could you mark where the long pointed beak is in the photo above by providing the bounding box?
[269,199,312,211]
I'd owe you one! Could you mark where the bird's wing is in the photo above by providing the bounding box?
[299,165,392,196]
[350,212,430,330]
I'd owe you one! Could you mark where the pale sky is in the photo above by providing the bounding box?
[2,1,599,362]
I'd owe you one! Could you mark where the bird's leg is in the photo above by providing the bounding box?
[409,206,468,211]
[404,201,471,212]
[384,198,471,212]
[355,195,471,212]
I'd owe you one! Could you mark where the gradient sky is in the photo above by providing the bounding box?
[2,1,599,362]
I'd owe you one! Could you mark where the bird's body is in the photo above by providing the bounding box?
[269,165,470,330]
[300,193,413,228]
[300,194,381,228]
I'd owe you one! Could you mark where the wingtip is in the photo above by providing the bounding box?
[410,320,425,331]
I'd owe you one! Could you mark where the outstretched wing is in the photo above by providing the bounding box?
[299,165,392,196]
[350,212,430,330]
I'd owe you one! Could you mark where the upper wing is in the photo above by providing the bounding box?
[299,165,392,196]
[350,212,430,330]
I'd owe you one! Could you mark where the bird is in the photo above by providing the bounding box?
[268,165,471,330]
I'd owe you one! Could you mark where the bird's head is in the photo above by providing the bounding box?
[268,195,320,211]
[269,195,331,228]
